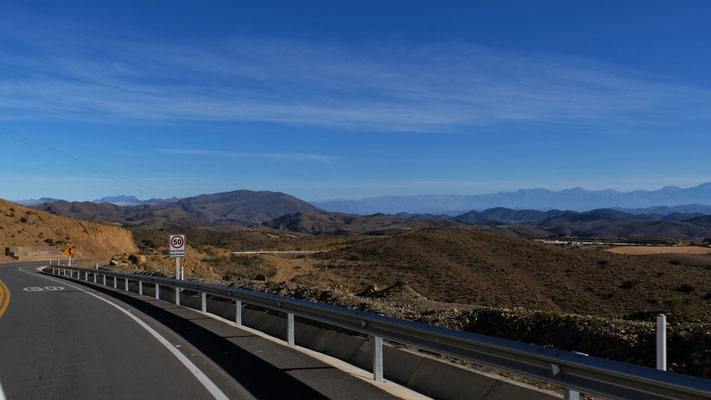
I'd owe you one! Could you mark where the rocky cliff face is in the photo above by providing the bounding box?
[0,199,138,259]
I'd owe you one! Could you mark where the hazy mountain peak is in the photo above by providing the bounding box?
[15,197,64,206]
[313,183,711,214]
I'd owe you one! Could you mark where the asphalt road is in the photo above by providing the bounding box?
[0,261,400,400]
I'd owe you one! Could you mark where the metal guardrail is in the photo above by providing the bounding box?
[231,250,322,255]
[49,266,711,400]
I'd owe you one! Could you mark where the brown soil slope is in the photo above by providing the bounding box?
[311,228,711,317]
[0,199,138,258]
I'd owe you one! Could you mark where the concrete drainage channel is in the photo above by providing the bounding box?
[48,267,558,400]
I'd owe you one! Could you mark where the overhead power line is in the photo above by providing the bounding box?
[0,125,174,200]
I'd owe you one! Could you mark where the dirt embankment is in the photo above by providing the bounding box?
[0,199,138,259]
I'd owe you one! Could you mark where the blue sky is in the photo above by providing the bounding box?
[2,1,711,202]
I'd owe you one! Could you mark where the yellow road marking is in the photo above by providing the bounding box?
[0,280,10,319]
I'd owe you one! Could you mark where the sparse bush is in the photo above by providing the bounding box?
[137,261,155,271]
[44,238,54,246]
[676,283,694,293]
[619,280,639,289]
[662,296,684,309]
[19,217,27,223]
[703,291,711,300]
[669,260,681,266]
[597,260,608,267]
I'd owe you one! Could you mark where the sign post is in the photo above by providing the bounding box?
[169,234,186,280]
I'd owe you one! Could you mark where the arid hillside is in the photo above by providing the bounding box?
[302,228,711,318]
[266,210,551,237]
[35,189,320,227]
[0,199,138,259]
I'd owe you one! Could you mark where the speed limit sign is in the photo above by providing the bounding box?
[169,234,186,258]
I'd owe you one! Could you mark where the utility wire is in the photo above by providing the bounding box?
[0,125,174,200]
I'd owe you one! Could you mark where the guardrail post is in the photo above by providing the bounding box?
[657,314,667,371]
[201,292,207,313]
[85,271,89,281]
[113,277,117,289]
[235,301,242,326]
[93,273,96,283]
[139,281,143,295]
[124,278,128,291]
[564,352,589,399]
[175,287,180,305]
[287,313,295,346]
[155,283,160,299]
[373,336,383,382]
[103,275,106,285]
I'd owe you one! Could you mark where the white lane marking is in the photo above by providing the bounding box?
[23,286,65,292]
[0,378,6,400]
[18,266,229,400]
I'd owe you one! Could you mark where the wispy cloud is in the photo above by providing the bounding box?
[158,148,339,162]
[2,14,711,133]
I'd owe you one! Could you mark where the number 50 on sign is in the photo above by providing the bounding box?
[170,234,185,258]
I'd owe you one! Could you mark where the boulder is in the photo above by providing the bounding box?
[129,254,147,264]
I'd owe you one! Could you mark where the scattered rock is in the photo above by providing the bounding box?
[128,254,146,264]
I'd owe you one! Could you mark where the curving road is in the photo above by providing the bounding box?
[0,261,399,400]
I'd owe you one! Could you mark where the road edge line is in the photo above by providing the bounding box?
[20,267,229,400]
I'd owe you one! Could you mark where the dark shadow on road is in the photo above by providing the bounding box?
[50,273,330,400]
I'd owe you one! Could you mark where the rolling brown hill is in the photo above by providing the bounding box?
[266,210,463,235]
[0,199,138,259]
[527,209,711,238]
[303,228,711,317]
[35,190,319,227]
[266,210,552,237]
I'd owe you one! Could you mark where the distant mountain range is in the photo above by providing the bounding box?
[18,195,179,207]
[14,183,711,238]
[313,183,711,214]
[15,197,64,207]
[268,207,711,238]
[92,195,179,206]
